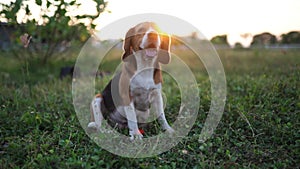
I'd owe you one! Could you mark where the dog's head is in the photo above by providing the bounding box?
[122,22,171,64]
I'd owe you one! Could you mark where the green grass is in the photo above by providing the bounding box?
[0,48,299,168]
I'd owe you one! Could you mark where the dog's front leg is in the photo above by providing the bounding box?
[151,88,175,134]
[124,102,143,140]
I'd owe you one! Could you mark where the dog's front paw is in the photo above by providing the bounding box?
[87,122,114,134]
[87,122,99,133]
[129,130,143,141]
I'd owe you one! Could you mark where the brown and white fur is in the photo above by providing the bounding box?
[87,22,174,140]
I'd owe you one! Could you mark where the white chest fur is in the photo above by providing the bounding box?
[130,51,159,90]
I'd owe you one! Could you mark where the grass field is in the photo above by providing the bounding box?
[0,47,299,168]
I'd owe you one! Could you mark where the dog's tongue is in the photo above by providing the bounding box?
[145,49,157,57]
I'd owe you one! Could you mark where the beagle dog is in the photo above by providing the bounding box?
[87,22,174,140]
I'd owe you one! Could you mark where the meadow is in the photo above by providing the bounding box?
[0,47,299,168]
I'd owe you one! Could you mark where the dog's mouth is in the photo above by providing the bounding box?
[139,42,158,58]
[145,48,157,58]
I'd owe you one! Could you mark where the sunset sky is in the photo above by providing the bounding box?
[1,0,300,46]
[95,0,300,46]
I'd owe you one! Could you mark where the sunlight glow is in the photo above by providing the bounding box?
[95,0,300,47]
[1,0,299,46]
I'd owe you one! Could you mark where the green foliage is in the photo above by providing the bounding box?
[234,42,244,49]
[250,32,277,47]
[0,0,106,64]
[210,35,230,46]
[281,31,300,44]
[0,49,299,168]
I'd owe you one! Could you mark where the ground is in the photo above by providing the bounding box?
[0,48,299,168]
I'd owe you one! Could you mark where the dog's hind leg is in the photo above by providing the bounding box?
[87,94,103,132]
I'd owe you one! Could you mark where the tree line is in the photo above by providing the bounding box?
[211,31,300,48]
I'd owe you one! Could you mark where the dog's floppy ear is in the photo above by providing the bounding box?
[158,34,171,64]
[122,28,135,61]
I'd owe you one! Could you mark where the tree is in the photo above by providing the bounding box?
[210,35,230,47]
[0,0,106,64]
[280,31,300,44]
[190,31,198,40]
[250,32,277,47]
[234,42,244,49]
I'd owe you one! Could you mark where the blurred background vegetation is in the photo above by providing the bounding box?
[0,0,106,64]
